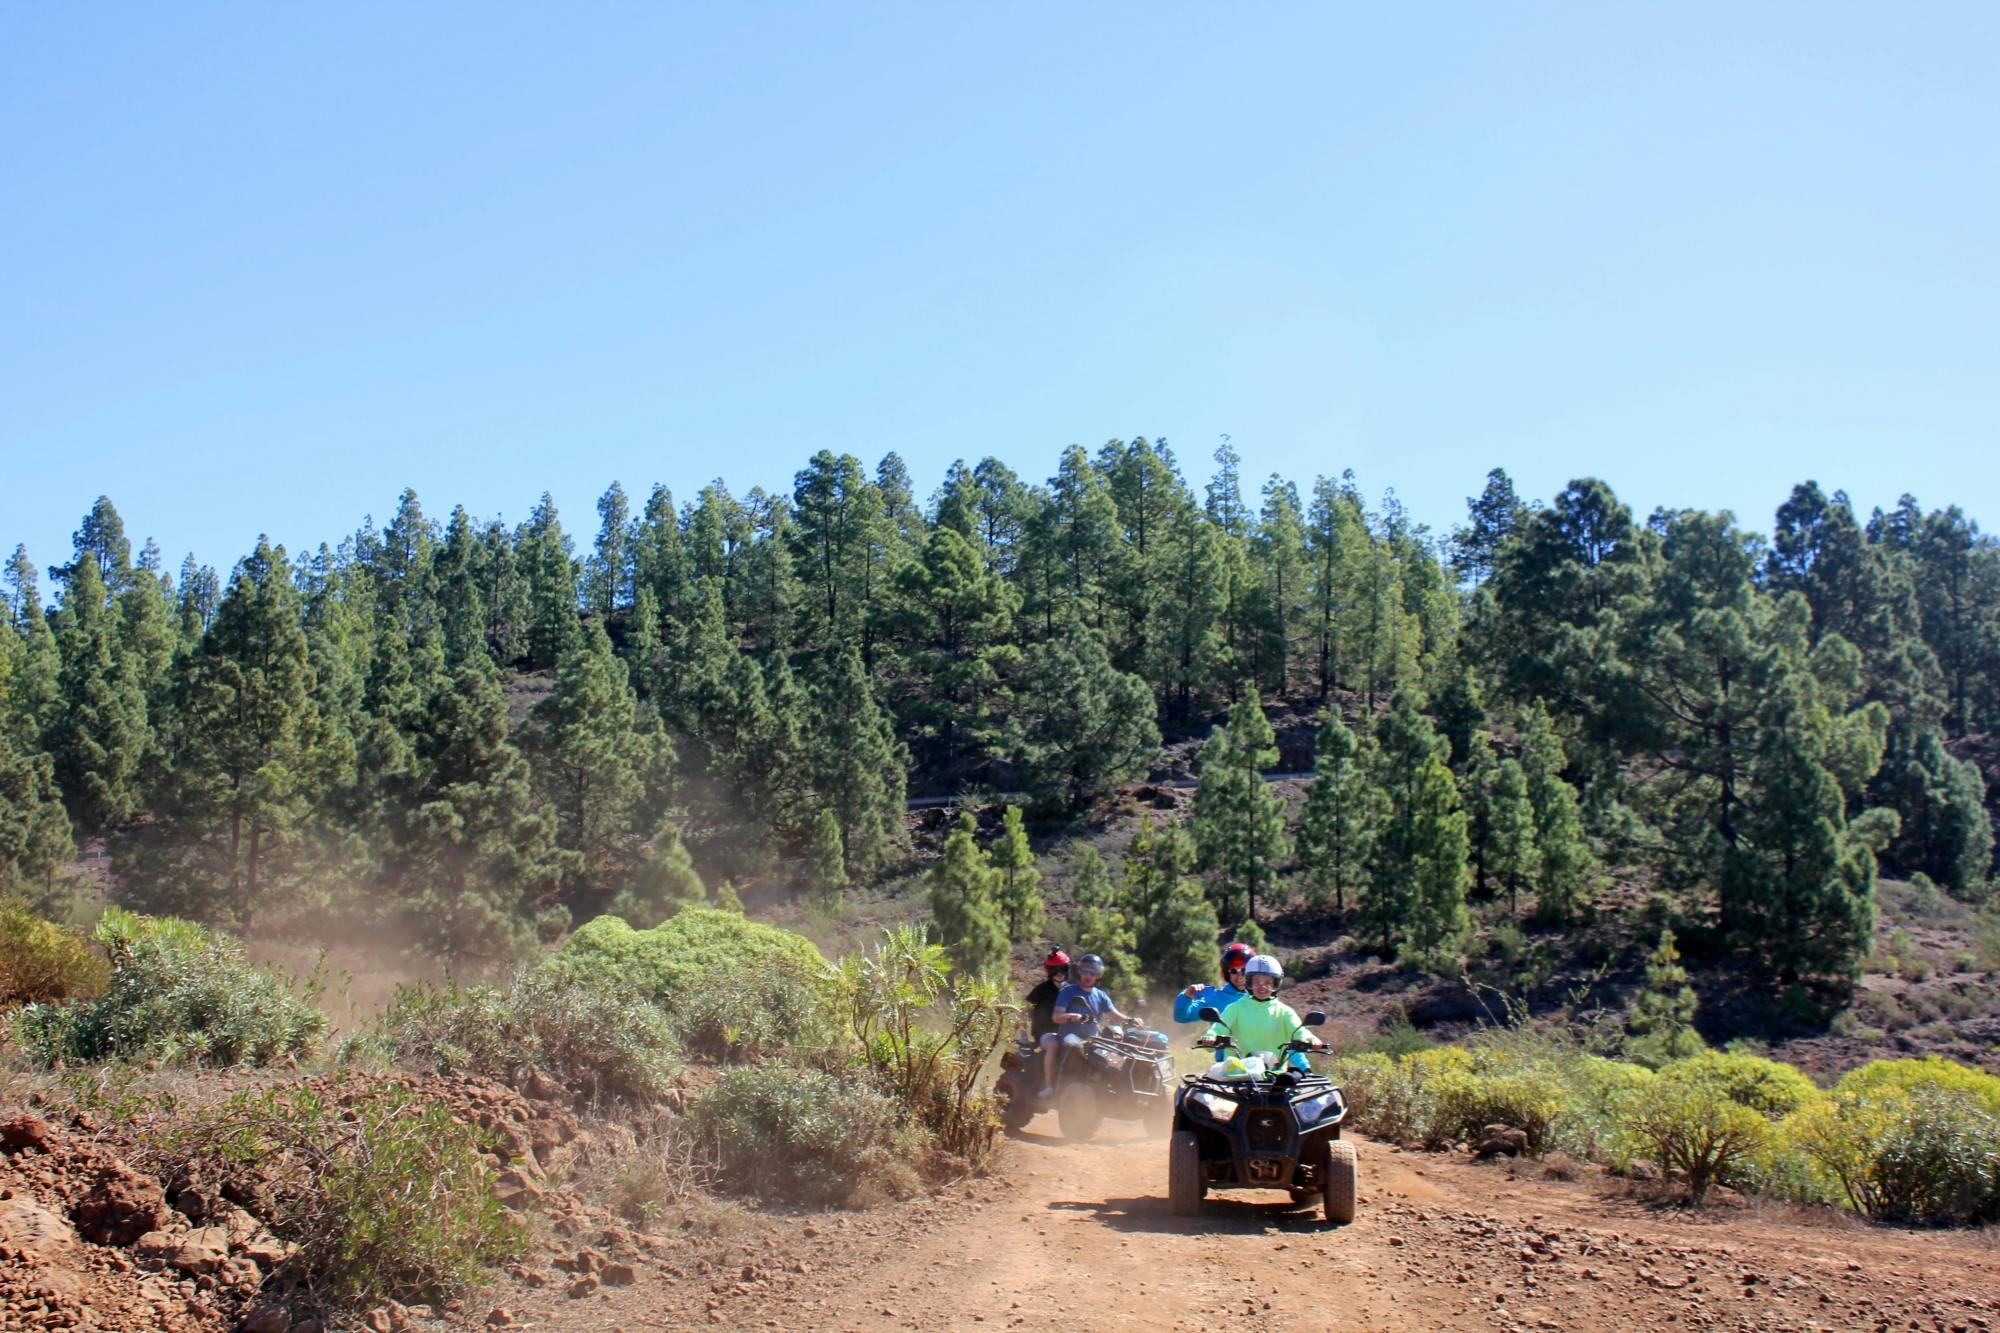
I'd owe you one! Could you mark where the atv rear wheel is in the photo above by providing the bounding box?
[1056,1082,1102,1143]
[1324,1139,1358,1224]
[1168,1130,1203,1217]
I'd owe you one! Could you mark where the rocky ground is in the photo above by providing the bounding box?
[7,1068,2000,1332]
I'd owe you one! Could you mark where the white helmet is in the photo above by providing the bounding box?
[1244,954,1283,982]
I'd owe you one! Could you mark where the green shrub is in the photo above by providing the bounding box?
[0,899,107,1008]
[673,970,842,1064]
[1785,1077,2000,1225]
[12,908,325,1066]
[1323,1052,1395,1130]
[1623,1062,1776,1205]
[552,911,829,1011]
[160,1082,525,1305]
[1663,1049,1821,1119]
[829,924,1015,1165]
[688,1064,920,1207]
[1834,1055,2000,1116]
[384,966,679,1104]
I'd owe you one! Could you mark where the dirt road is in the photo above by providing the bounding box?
[495,1121,2000,1333]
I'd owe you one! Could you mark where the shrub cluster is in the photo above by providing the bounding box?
[0,898,107,1008]
[382,964,680,1104]
[158,1082,525,1305]
[551,910,830,1011]
[12,908,325,1066]
[688,1064,921,1207]
[1329,1031,2000,1225]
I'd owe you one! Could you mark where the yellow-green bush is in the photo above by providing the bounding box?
[1664,1049,1822,1118]
[0,898,107,1008]
[551,910,828,1011]
[1834,1056,2000,1116]
[1781,1058,2000,1224]
[1623,1061,1776,1205]
[12,909,325,1066]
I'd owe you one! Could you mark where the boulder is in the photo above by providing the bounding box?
[0,1199,82,1268]
[240,1303,291,1333]
[1472,1125,1530,1159]
[73,1162,170,1246]
[0,1114,56,1155]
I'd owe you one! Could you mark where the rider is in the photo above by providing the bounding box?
[1207,954,1325,1072]
[1174,941,1253,1032]
[1039,952,1135,1100]
[1025,949,1069,1073]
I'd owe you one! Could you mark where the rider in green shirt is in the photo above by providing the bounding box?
[1206,954,1325,1071]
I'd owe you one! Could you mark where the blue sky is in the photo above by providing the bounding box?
[4,3,1996,581]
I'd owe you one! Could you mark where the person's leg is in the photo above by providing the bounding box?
[1039,1032,1059,1096]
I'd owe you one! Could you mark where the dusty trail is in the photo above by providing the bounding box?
[498,1125,2000,1333]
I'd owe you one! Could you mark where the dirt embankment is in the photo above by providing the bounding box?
[10,1078,2000,1333]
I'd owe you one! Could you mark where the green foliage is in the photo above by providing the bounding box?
[13,908,325,1066]
[1191,688,1289,925]
[804,807,849,905]
[926,812,1008,979]
[0,898,106,1008]
[1006,622,1160,812]
[809,646,906,876]
[828,923,1015,1164]
[1624,1060,1776,1205]
[672,969,840,1063]
[1626,927,1703,1067]
[382,966,680,1103]
[690,1063,920,1207]
[1783,1059,2000,1224]
[1516,700,1594,923]
[987,805,1043,939]
[164,1081,525,1305]
[609,820,706,928]
[1364,692,1470,965]
[552,910,828,1012]
[1295,712,1382,913]
[1064,844,1146,999]
[1129,816,1221,998]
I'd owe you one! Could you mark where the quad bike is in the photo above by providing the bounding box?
[1166,1004,1357,1224]
[995,1021,1177,1142]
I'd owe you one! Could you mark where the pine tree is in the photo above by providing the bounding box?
[112,539,324,929]
[1128,816,1221,996]
[1191,688,1289,925]
[1517,700,1595,923]
[1066,844,1145,998]
[1722,656,1887,984]
[885,527,1020,770]
[988,804,1043,938]
[520,493,581,668]
[1006,622,1159,812]
[1627,926,1702,1065]
[434,506,490,671]
[0,737,74,902]
[1296,713,1381,912]
[810,646,905,875]
[1451,468,1526,585]
[806,807,849,904]
[3,547,61,750]
[393,666,570,957]
[928,812,1006,978]
[1486,757,1540,915]
[47,554,148,836]
[1404,749,1472,965]
[529,619,674,912]
[584,481,633,615]
[611,819,705,928]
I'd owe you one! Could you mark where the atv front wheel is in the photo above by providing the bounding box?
[1168,1130,1202,1217]
[1056,1082,1102,1143]
[1324,1139,1358,1224]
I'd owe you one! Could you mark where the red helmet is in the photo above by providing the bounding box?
[1042,949,1071,970]
[1220,942,1254,972]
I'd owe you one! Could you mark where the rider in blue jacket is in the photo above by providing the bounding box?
[1173,941,1254,1034]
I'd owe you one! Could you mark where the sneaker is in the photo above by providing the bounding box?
[1038,1087,1055,1101]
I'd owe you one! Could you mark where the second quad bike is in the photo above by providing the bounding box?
[995,1021,1176,1142]
[1167,1004,1357,1224]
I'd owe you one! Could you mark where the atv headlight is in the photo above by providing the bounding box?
[1190,1090,1238,1123]
[1293,1090,1343,1125]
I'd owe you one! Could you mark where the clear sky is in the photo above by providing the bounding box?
[5,3,1996,582]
